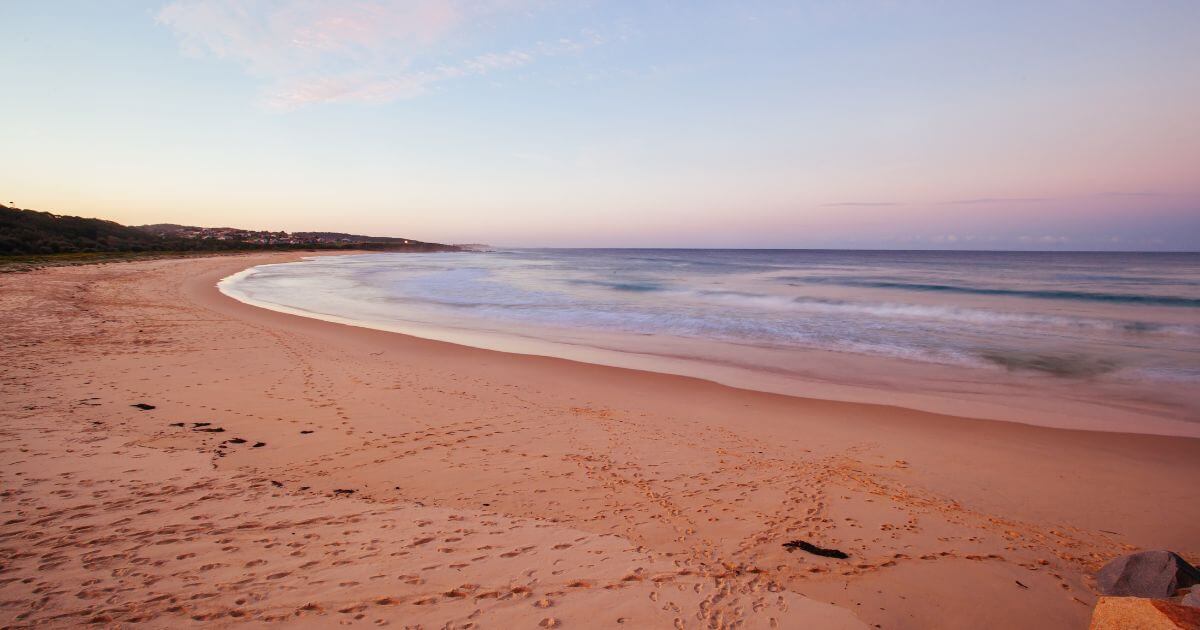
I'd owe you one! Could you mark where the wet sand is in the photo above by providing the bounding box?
[1,252,1198,629]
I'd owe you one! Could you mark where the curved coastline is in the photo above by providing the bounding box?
[4,251,1200,629]
[216,253,1200,438]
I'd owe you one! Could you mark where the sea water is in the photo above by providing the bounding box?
[220,250,1200,435]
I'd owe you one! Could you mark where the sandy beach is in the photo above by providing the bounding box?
[2,252,1198,629]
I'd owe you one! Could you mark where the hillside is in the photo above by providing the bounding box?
[0,205,458,255]
[136,223,238,236]
[134,224,450,249]
[0,205,169,254]
[291,231,414,244]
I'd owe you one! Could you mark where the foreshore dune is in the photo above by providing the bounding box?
[1,252,1197,629]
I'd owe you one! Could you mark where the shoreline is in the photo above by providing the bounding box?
[2,252,1198,628]
[219,252,1200,438]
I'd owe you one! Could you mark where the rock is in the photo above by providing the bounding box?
[131,403,155,410]
[1089,597,1200,629]
[1184,586,1200,608]
[1097,551,1200,598]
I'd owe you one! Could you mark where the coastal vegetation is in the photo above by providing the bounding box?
[0,203,456,259]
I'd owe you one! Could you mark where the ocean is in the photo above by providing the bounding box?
[220,249,1200,435]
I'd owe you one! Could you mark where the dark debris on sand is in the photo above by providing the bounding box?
[131,403,156,410]
[783,540,849,559]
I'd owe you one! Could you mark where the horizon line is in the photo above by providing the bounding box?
[490,246,1200,254]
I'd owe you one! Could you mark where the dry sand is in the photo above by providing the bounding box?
[1,252,1198,629]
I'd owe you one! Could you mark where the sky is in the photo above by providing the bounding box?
[1,1,1198,250]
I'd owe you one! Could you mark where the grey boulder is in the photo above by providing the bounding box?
[1183,585,1200,608]
[1097,550,1200,598]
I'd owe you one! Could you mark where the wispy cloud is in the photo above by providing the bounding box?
[156,0,600,108]
[823,191,1167,208]
[943,197,1051,205]
[260,37,597,108]
[1096,191,1160,198]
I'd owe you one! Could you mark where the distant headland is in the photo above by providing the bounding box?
[0,203,459,257]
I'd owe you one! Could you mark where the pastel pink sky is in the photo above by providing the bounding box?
[1,1,1197,249]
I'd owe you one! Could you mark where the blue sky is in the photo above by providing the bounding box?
[1,1,1198,249]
